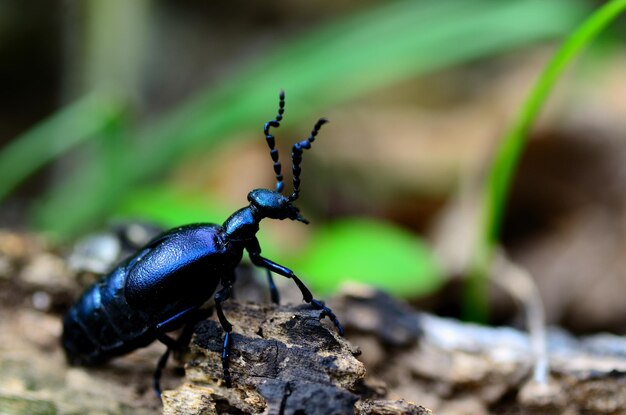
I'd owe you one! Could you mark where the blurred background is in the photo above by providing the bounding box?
[1,0,626,334]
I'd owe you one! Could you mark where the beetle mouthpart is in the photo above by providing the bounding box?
[296,214,309,224]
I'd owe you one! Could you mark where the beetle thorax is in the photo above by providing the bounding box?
[222,207,260,242]
[222,188,307,243]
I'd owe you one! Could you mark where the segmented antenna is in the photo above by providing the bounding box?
[264,90,286,193]
[289,118,328,201]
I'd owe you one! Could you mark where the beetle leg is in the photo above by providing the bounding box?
[152,329,193,400]
[153,308,211,400]
[156,304,198,332]
[247,239,281,304]
[309,298,344,336]
[214,284,234,387]
[153,346,171,400]
[248,245,344,336]
[266,269,280,304]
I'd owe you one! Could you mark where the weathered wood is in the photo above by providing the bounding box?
[3,230,625,414]
[333,286,626,415]
[163,302,429,415]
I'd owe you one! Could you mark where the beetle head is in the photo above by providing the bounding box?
[248,189,308,224]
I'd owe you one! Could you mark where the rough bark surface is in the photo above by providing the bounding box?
[1,230,626,414]
[0,231,429,415]
[332,286,626,415]
[162,302,428,415]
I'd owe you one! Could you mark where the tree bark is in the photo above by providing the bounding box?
[162,302,428,415]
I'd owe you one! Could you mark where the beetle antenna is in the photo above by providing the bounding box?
[289,118,328,201]
[264,90,286,193]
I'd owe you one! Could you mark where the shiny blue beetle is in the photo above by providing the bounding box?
[61,91,343,397]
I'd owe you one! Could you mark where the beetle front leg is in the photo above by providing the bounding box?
[247,240,344,336]
[214,284,234,387]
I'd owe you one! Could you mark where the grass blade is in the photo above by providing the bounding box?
[467,0,626,321]
[0,91,125,201]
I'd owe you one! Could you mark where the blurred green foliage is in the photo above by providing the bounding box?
[0,92,126,201]
[293,218,442,296]
[0,0,594,298]
[466,0,626,320]
[117,185,234,227]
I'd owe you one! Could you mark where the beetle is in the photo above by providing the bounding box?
[61,91,344,398]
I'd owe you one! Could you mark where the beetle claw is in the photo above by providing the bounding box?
[311,298,345,336]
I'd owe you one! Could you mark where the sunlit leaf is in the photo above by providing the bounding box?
[293,218,442,297]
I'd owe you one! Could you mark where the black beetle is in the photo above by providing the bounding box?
[61,91,344,398]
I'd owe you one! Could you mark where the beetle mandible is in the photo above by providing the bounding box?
[61,91,344,398]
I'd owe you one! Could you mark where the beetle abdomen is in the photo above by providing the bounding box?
[62,264,154,365]
[62,224,236,366]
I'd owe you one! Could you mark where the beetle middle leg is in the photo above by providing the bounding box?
[153,307,211,399]
[214,283,234,387]
[153,336,175,399]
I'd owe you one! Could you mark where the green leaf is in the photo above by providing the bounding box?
[294,218,442,297]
